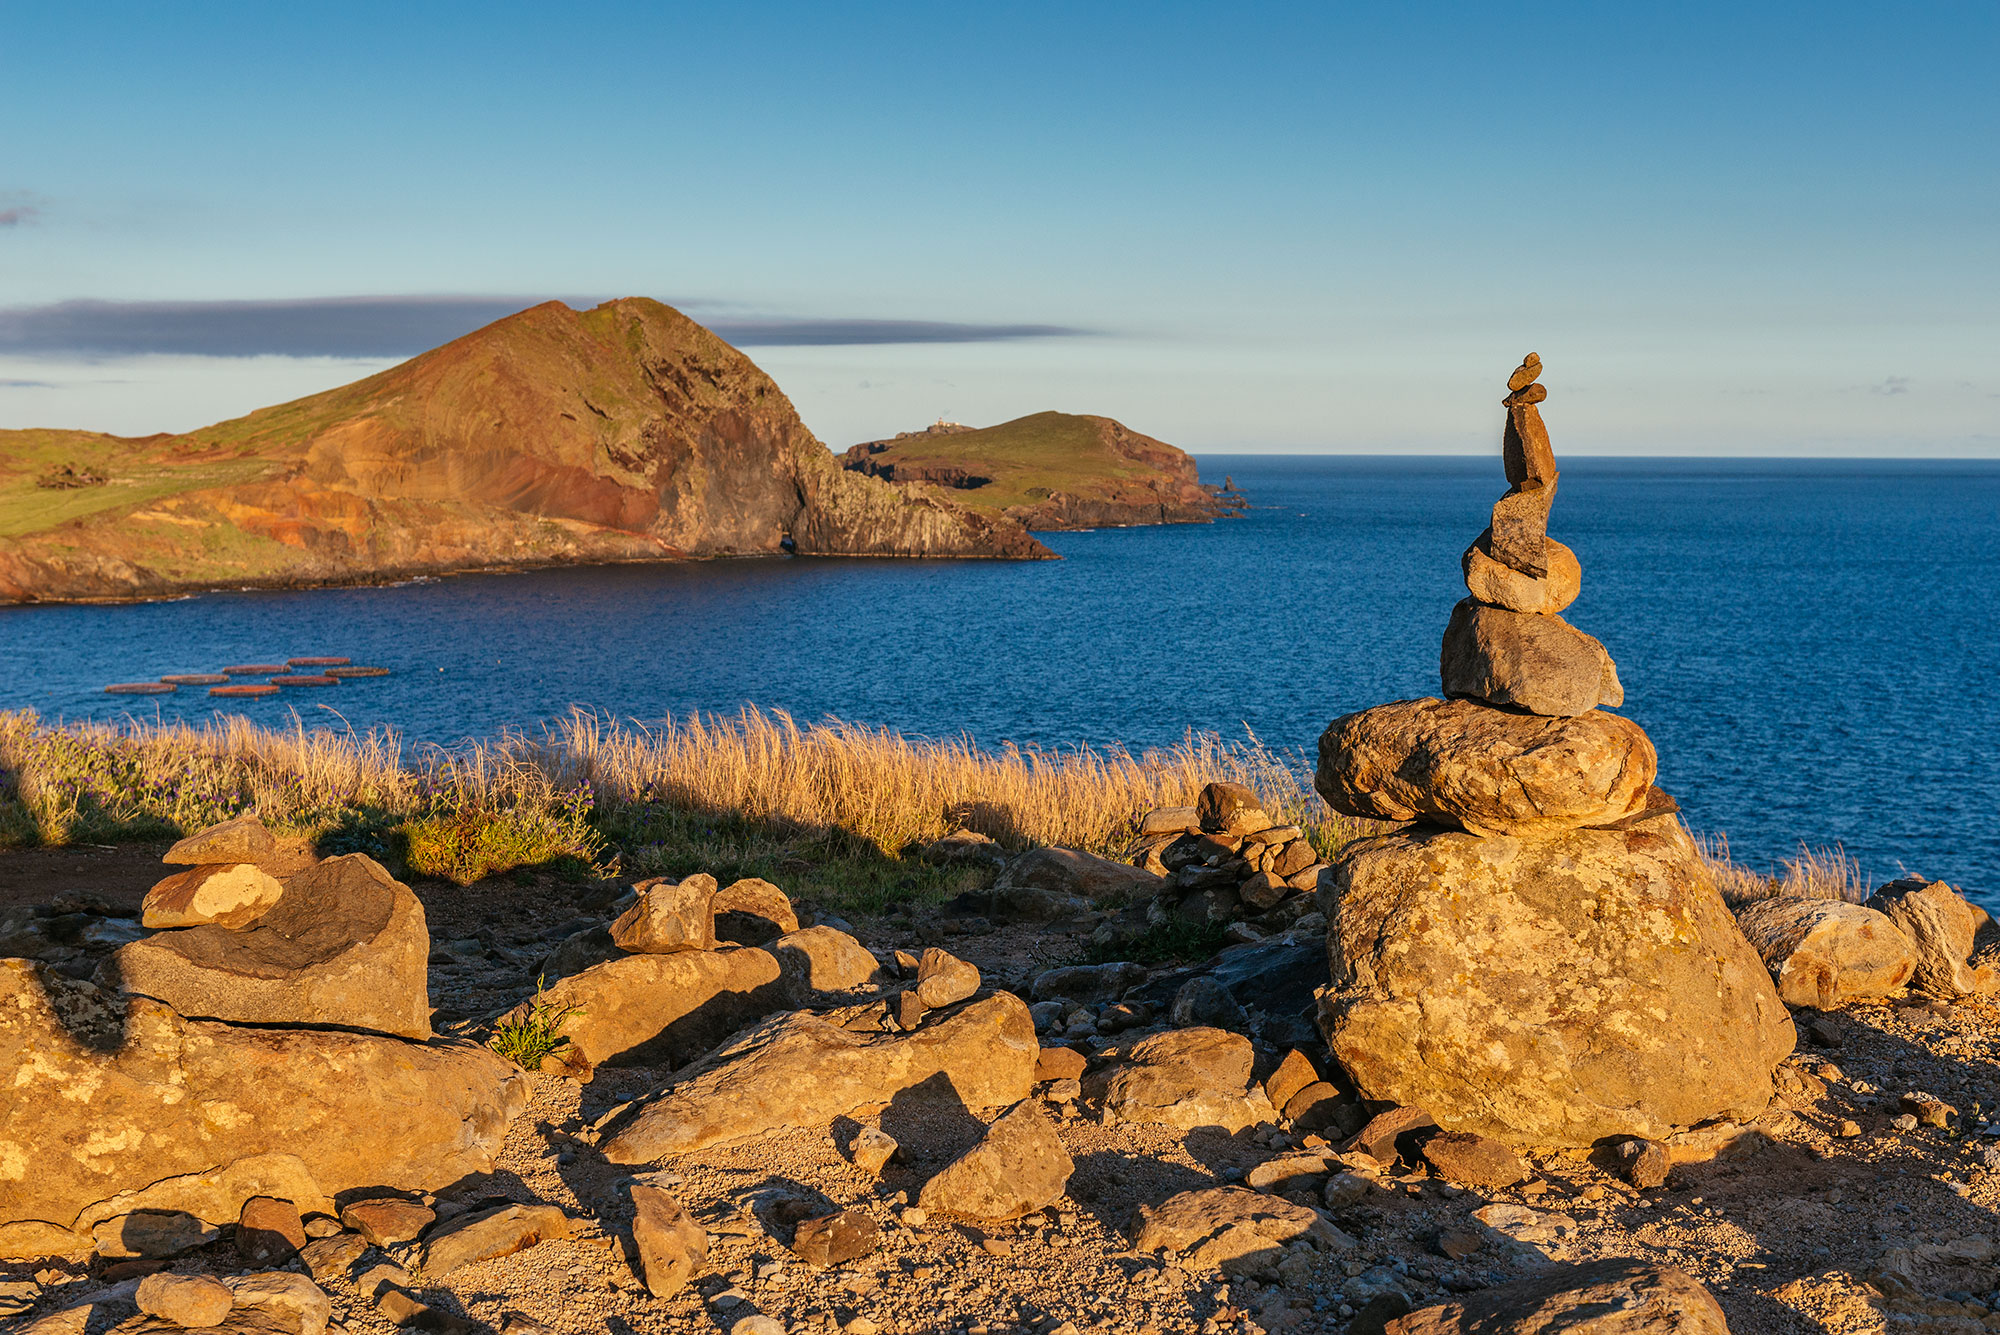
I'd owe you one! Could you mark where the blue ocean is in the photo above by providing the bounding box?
[4,456,1996,907]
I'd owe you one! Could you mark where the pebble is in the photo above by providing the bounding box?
[1839,1120,1863,1137]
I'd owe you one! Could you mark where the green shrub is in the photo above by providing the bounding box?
[488,977,582,1071]
[402,785,606,886]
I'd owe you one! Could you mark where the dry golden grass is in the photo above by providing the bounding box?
[1700,833,1873,907]
[0,707,1376,886]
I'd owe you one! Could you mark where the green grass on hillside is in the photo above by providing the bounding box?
[862,411,1160,514]
[0,430,278,539]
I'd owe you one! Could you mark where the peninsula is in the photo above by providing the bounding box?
[0,300,1056,604]
[841,411,1244,530]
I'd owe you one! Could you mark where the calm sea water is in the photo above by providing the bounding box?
[4,456,1996,907]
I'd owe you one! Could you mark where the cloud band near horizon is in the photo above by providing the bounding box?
[0,297,1088,358]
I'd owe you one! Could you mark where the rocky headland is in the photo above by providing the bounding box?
[840,412,1245,530]
[4,360,1999,1335]
[0,300,1054,605]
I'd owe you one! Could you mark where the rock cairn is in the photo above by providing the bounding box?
[1312,356,1796,1148]
[1129,782,1329,932]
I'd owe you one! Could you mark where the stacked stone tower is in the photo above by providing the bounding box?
[1312,356,1794,1148]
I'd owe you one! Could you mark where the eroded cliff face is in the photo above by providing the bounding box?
[0,299,1050,603]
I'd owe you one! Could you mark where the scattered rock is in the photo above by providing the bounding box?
[597,993,1039,1162]
[848,1127,899,1174]
[107,854,434,1039]
[771,926,885,996]
[1131,1187,1340,1274]
[991,847,1160,910]
[1420,1131,1528,1188]
[1735,897,1917,1007]
[1086,1027,1275,1132]
[1866,877,1997,997]
[917,1101,1075,1220]
[338,1198,434,1247]
[1617,1138,1672,1189]
[237,1197,306,1266]
[629,1184,706,1297]
[609,874,717,954]
[1283,1082,1355,1136]
[1264,1049,1320,1112]
[141,864,285,931]
[420,1202,571,1276]
[299,1233,369,1281]
[1347,1107,1438,1167]
[1169,976,1249,1031]
[1245,1155,1332,1194]
[914,947,980,1008]
[1316,698,1656,837]
[712,878,799,945]
[135,1273,234,1328]
[498,944,787,1067]
[792,1208,880,1267]
[1439,598,1622,718]
[1319,822,1795,1147]
[1029,961,1145,1004]
[1384,1258,1727,1334]
[1035,1046,1086,1082]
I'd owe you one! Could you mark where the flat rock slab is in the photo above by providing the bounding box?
[1131,1186,1338,1274]
[0,959,526,1261]
[108,854,432,1039]
[1385,1258,1728,1334]
[420,1203,571,1277]
[595,992,1038,1163]
[142,864,285,930]
[1317,697,1657,837]
[1085,1027,1276,1133]
[1440,599,1622,718]
[1319,822,1795,1148]
[1735,897,1917,1007]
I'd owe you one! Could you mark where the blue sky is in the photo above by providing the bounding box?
[2,1,1995,454]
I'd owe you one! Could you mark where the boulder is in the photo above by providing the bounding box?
[1131,1187,1337,1274]
[1347,1106,1439,1166]
[421,1202,571,1276]
[1029,961,1146,1004]
[0,959,527,1260]
[1865,877,1997,998]
[1462,532,1582,616]
[1086,1027,1275,1132]
[1384,1258,1727,1335]
[610,875,716,954]
[142,865,285,931]
[1035,1046,1086,1081]
[1319,823,1795,1148]
[712,878,799,946]
[163,814,279,869]
[1734,897,1917,1007]
[771,926,883,996]
[1169,977,1249,1031]
[1316,698,1657,837]
[1439,599,1622,718]
[848,1127,899,1174]
[917,1101,1074,1221]
[338,1198,433,1247]
[1264,1049,1321,1112]
[791,1209,879,1267]
[992,848,1162,909]
[1197,782,1269,837]
[629,1184,705,1296]
[497,945,789,1067]
[96,1210,220,1258]
[107,854,433,1039]
[136,1273,234,1328]
[112,1271,333,1335]
[919,830,1009,870]
[914,947,979,1008]
[1140,807,1201,838]
[596,993,1039,1162]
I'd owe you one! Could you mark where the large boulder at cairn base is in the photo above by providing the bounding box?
[595,992,1038,1163]
[1735,897,1917,1008]
[1317,820,1794,1148]
[1317,698,1656,837]
[1385,1258,1728,1335]
[106,854,432,1039]
[0,960,527,1260]
[1440,598,1623,718]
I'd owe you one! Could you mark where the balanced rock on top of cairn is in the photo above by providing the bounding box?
[1312,356,1794,1149]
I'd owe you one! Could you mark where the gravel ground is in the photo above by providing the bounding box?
[9,860,2000,1335]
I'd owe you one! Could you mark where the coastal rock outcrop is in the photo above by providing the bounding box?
[0,299,1051,605]
[1313,355,1794,1148]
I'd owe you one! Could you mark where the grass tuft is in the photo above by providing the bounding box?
[488,976,581,1071]
[1700,834,1873,908]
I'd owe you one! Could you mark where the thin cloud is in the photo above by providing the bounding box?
[0,296,1090,359]
[1872,376,1911,396]
[0,206,38,226]
[0,377,57,388]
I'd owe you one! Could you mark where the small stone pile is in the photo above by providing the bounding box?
[1312,355,1797,1148]
[1129,781,1328,930]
